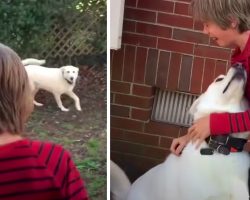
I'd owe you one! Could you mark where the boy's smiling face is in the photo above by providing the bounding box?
[202,21,239,48]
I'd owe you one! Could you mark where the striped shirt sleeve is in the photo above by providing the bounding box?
[60,151,89,200]
[210,110,250,135]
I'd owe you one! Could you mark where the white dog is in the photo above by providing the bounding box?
[111,160,131,200]
[127,64,250,200]
[22,58,81,112]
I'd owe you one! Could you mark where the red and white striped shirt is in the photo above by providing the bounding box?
[0,139,89,200]
[210,34,250,135]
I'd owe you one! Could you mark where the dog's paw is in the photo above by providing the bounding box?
[76,107,82,111]
[34,101,43,106]
[61,107,69,112]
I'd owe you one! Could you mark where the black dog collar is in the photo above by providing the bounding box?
[200,135,247,155]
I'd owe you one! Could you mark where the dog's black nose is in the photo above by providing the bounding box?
[232,62,246,77]
[70,77,73,81]
[232,62,244,70]
[231,62,246,82]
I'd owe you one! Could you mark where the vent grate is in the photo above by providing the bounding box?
[151,89,198,127]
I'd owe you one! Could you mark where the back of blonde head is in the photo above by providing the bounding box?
[0,43,32,134]
[190,0,250,33]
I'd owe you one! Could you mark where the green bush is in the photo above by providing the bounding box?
[0,0,106,58]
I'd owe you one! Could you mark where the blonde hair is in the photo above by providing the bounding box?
[0,43,32,134]
[190,0,250,33]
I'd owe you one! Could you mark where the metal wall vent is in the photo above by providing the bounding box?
[151,89,198,127]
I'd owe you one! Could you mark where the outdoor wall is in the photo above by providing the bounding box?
[111,0,233,182]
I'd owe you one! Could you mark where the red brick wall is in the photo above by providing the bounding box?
[111,0,232,182]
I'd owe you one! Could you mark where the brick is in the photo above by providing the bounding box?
[158,38,194,54]
[145,121,180,137]
[215,60,227,77]
[111,93,114,103]
[125,0,136,7]
[111,104,130,117]
[134,47,147,84]
[145,49,159,85]
[202,58,215,92]
[156,51,170,89]
[190,57,204,94]
[173,28,209,45]
[111,140,168,160]
[132,84,155,97]
[167,52,181,90]
[124,7,156,23]
[112,46,124,80]
[111,116,144,132]
[115,94,154,109]
[122,32,157,48]
[123,20,136,32]
[131,108,151,121]
[158,13,193,29]
[194,45,231,60]
[159,137,173,148]
[175,2,191,16]
[111,81,131,94]
[111,50,114,64]
[194,21,203,31]
[178,55,193,92]
[136,22,172,38]
[111,128,124,140]
[137,0,174,13]
[123,45,136,82]
[179,127,189,136]
[124,131,159,145]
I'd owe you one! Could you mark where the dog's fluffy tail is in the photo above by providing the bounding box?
[22,58,46,66]
[111,160,131,200]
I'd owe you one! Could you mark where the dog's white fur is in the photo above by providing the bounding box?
[22,58,46,66]
[127,67,250,200]
[22,58,81,112]
[111,160,131,200]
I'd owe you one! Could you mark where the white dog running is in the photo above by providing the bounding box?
[22,58,81,112]
[127,64,250,200]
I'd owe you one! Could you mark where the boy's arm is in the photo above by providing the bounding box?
[210,110,250,135]
[61,151,89,200]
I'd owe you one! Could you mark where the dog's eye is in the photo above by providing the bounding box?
[67,71,70,73]
[215,77,224,82]
[73,71,75,73]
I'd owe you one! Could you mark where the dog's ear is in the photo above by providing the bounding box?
[188,95,202,116]
[60,66,66,74]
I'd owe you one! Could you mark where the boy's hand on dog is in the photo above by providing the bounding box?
[171,116,210,155]
[188,115,210,148]
[170,135,190,156]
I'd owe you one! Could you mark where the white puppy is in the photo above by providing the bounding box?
[111,160,131,200]
[22,58,81,112]
[127,64,250,200]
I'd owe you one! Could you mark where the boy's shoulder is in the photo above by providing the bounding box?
[28,139,72,158]
[31,139,63,148]
[28,139,73,170]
